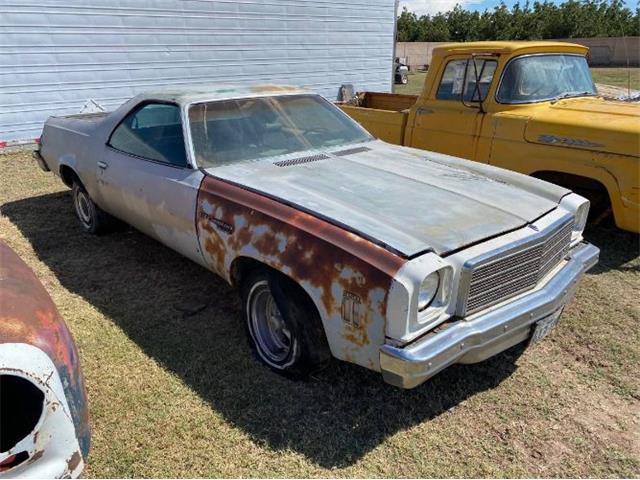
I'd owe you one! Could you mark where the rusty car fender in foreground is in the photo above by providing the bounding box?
[196,175,407,370]
[0,241,89,478]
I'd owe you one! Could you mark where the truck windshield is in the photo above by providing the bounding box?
[188,94,372,167]
[497,54,596,104]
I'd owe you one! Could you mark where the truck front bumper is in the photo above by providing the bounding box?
[380,241,599,389]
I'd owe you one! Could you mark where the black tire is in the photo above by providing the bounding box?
[241,268,331,378]
[71,181,116,234]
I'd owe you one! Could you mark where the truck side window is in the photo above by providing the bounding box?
[109,103,188,167]
[436,59,497,102]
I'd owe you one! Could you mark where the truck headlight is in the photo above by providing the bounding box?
[418,272,440,311]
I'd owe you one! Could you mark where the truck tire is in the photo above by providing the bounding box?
[241,268,331,378]
[71,181,116,234]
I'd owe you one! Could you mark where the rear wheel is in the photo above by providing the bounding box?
[72,181,116,234]
[241,269,331,378]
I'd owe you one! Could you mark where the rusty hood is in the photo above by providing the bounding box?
[204,141,567,256]
[524,96,640,157]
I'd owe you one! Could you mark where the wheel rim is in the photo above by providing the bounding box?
[248,280,292,364]
[74,189,92,227]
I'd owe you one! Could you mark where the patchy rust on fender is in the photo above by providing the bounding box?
[0,241,90,461]
[196,176,406,368]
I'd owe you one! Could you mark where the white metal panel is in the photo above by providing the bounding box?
[0,0,396,142]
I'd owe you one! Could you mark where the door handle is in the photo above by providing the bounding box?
[97,161,108,170]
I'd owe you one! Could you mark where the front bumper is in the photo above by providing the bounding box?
[380,241,599,389]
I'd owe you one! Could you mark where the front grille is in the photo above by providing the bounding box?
[462,218,574,315]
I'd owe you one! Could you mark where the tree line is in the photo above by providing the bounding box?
[396,0,639,42]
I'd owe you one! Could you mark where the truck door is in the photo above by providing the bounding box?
[96,102,206,266]
[408,56,497,161]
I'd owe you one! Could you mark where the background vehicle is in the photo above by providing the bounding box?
[340,41,639,234]
[394,58,409,84]
[35,85,597,389]
[0,241,89,478]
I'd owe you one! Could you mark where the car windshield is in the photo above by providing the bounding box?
[497,54,596,104]
[188,94,372,167]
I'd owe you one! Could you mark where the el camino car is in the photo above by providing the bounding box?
[0,241,90,478]
[34,85,599,388]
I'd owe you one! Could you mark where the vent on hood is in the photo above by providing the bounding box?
[273,153,330,167]
[333,146,372,156]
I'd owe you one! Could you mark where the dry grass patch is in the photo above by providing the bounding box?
[0,150,638,477]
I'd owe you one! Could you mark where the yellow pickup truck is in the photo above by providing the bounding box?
[340,41,639,233]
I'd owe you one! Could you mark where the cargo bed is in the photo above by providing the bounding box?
[338,92,417,144]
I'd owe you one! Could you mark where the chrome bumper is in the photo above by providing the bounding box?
[380,241,599,389]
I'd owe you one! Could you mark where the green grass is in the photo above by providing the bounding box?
[395,71,427,96]
[591,68,640,90]
[395,68,640,96]
[1,151,638,477]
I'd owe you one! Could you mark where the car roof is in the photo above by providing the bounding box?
[136,84,308,105]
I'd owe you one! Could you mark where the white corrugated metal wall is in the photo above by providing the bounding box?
[0,0,396,143]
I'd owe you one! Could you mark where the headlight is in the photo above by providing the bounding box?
[418,271,440,311]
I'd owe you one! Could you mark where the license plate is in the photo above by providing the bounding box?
[530,309,563,344]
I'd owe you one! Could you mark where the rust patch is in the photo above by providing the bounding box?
[66,451,82,472]
[250,85,301,93]
[28,450,44,463]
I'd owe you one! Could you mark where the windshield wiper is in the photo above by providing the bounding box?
[551,91,596,102]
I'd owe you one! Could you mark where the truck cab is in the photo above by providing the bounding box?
[340,41,640,234]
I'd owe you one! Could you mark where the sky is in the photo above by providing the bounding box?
[398,0,634,15]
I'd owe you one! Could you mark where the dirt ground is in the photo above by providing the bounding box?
[0,150,638,477]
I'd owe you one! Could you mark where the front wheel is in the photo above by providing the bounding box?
[401,73,408,84]
[241,269,331,378]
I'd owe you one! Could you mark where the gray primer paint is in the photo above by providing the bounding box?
[0,0,395,142]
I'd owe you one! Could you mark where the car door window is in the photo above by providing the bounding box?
[436,59,497,102]
[109,103,188,167]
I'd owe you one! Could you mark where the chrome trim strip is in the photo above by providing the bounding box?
[380,241,599,389]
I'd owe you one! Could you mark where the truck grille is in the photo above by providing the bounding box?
[462,218,574,316]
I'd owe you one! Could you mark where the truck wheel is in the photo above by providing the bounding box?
[241,269,331,378]
[71,181,115,234]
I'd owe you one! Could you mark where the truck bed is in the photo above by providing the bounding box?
[338,92,417,144]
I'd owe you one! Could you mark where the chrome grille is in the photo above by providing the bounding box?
[463,219,574,315]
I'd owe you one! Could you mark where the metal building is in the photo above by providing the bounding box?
[0,0,396,144]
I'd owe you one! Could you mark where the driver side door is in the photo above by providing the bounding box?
[97,102,205,266]
[410,57,497,161]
